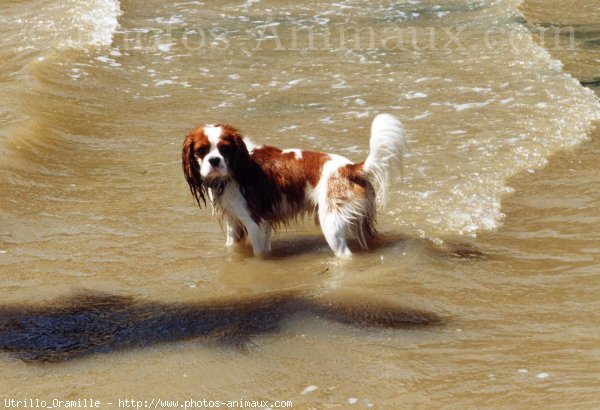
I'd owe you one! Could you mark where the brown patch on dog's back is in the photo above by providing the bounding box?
[238,146,328,224]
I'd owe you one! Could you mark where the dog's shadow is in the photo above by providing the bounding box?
[0,289,442,363]
[265,231,486,261]
[0,234,483,363]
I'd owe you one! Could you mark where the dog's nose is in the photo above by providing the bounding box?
[208,157,221,167]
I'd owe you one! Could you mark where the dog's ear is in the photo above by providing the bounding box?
[182,130,207,207]
[232,131,251,171]
[220,125,251,176]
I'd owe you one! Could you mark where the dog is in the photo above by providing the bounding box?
[182,114,405,257]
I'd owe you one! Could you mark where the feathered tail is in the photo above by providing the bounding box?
[363,113,406,205]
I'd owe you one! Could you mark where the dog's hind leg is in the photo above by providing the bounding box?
[318,207,351,258]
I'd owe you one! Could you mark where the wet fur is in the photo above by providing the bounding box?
[181,115,405,257]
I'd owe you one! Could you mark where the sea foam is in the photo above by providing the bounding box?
[59,0,122,49]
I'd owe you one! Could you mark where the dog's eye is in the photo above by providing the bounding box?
[219,145,232,155]
[196,147,209,156]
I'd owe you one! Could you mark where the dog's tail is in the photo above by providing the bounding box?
[363,113,406,205]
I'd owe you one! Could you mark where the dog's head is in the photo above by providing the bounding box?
[182,124,249,206]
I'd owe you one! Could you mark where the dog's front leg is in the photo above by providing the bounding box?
[225,218,246,247]
[245,221,272,255]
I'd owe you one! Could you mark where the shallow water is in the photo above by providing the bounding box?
[1,0,600,408]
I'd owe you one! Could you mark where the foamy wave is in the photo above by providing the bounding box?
[79,0,122,46]
[61,0,122,48]
[0,0,121,54]
[394,14,600,243]
[450,23,600,240]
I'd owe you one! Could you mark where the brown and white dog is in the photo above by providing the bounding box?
[182,114,405,257]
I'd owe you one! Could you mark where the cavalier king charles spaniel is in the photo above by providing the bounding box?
[182,114,405,257]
